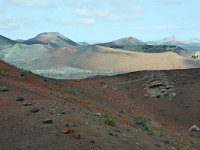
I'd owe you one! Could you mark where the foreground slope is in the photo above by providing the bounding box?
[0,60,199,150]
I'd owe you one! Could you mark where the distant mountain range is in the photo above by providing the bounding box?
[97,37,189,55]
[148,36,200,51]
[1,33,200,51]
[1,32,200,79]
[78,41,89,46]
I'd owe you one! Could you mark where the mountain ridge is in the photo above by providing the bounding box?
[0,35,16,50]
[22,32,79,48]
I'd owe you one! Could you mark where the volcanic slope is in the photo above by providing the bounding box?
[0,60,199,150]
[1,43,55,69]
[97,37,189,55]
[0,35,16,50]
[1,44,200,79]
[68,45,198,72]
[23,32,79,48]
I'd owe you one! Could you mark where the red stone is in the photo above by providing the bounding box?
[62,128,71,134]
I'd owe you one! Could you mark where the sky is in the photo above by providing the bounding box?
[0,0,199,43]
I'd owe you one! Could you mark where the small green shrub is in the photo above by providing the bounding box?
[0,70,6,77]
[18,70,26,79]
[119,109,127,115]
[104,116,116,126]
[133,113,157,135]
[171,143,182,150]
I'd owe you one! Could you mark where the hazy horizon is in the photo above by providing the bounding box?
[0,0,199,43]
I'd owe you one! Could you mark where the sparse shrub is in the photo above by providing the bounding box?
[119,109,127,115]
[171,143,182,150]
[67,88,80,96]
[104,116,116,126]
[17,69,32,79]
[63,96,73,103]
[0,70,6,78]
[133,113,157,135]
[18,70,26,79]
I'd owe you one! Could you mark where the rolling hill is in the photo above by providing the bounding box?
[68,45,197,72]
[0,35,16,50]
[1,43,54,69]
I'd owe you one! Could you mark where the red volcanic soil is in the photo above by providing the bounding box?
[0,61,199,150]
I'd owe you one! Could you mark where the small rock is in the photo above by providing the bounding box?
[110,141,115,144]
[31,108,39,113]
[113,87,118,91]
[94,112,103,118]
[26,145,31,148]
[189,124,200,132]
[61,111,65,114]
[90,140,95,143]
[73,134,81,139]
[144,94,148,98]
[109,133,114,136]
[62,128,73,134]
[16,96,24,101]
[169,93,176,98]
[23,102,32,106]
[148,82,163,88]
[136,142,140,146]
[155,144,161,148]
[0,86,9,92]
[43,119,53,124]
[114,129,121,133]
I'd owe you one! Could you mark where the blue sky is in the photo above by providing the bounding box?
[0,0,199,43]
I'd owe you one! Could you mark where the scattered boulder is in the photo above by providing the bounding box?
[0,86,9,92]
[23,102,32,106]
[90,140,95,143]
[94,112,104,118]
[145,73,176,99]
[169,93,176,98]
[189,124,200,132]
[73,134,81,139]
[16,96,24,101]
[31,108,39,113]
[43,119,53,124]
[62,128,74,134]
[148,81,163,89]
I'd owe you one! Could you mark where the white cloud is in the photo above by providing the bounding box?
[0,16,37,30]
[79,18,95,25]
[74,8,108,17]
[154,25,173,30]
[46,17,95,26]
[153,25,199,30]
[157,0,185,5]
[7,0,56,8]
